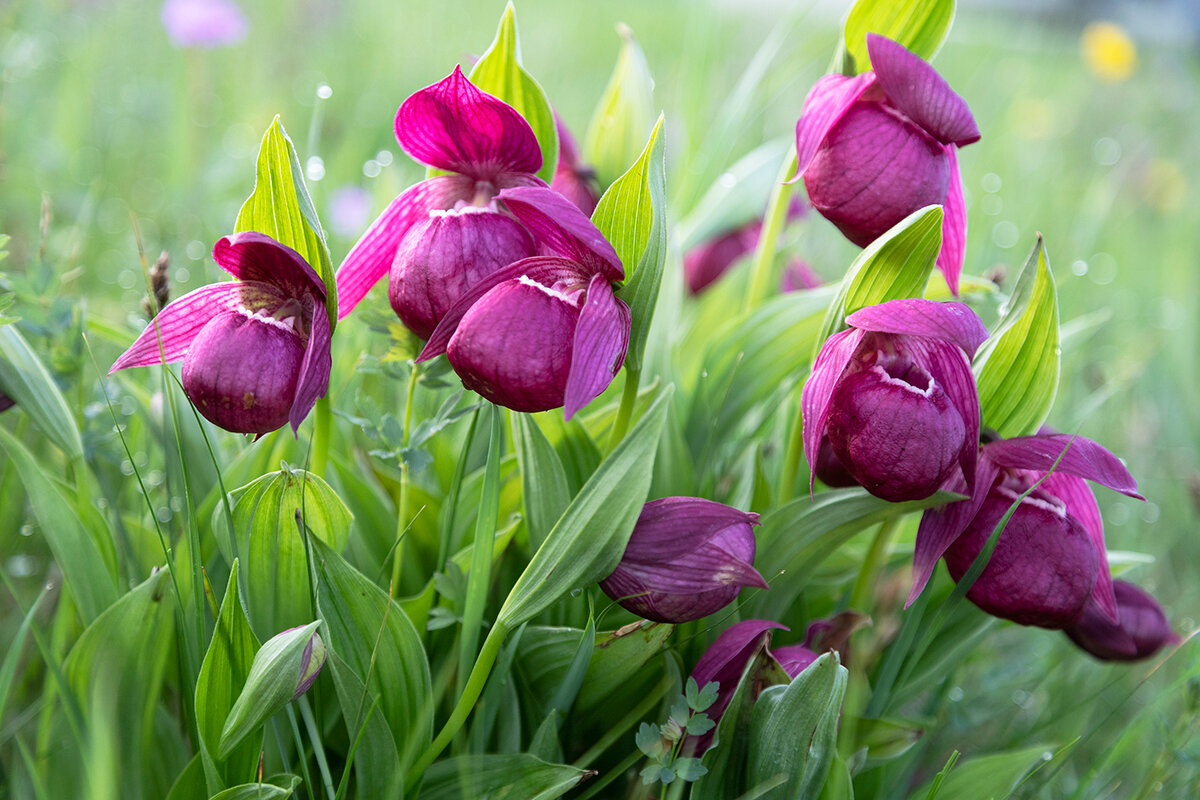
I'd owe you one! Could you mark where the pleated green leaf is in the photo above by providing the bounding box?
[496,386,671,630]
[235,116,336,326]
[209,774,301,800]
[600,114,666,373]
[840,0,956,75]
[468,2,558,184]
[584,24,655,189]
[576,620,673,714]
[419,754,591,800]
[0,324,83,459]
[973,236,1060,438]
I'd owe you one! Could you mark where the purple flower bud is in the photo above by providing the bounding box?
[161,0,248,49]
[291,628,327,701]
[802,299,987,502]
[794,35,979,294]
[0,391,13,413]
[780,260,823,293]
[599,497,766,623]
[688,619,785,751]
[1065,580,1178,661]
[684,221,762,295]
[551,114,599,216]
[110,233,331,437]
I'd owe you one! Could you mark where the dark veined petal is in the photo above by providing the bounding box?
[288,294,332,436]
[213,231,326,302]
[845,298,989,357]
[622,497,761,563]
[867,33,980,147]
[1042,471,1119,624]
[334,175,473,319]
[794,72,877,177]
[691,620,787,700]
[936,146,967,296]
[498,186,624,281]
[417,256,588,362]
[109,282,264,372]
[895,335,981,485]
[801,329,866,492]
[982,433,1142,499]
[394,65,542,180]
[1065,581,1178,661]
[564,275,630,419]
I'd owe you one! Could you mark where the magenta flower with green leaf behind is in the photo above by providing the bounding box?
[416,186,629,418]
[551,113,600,216]
[1064,580,1179,661]
[795,33,979,295]
[598,497,766,623]
[802,298,988,502]
[909,431,1143,629]
[334,67,542,336]
[110,232,331,437]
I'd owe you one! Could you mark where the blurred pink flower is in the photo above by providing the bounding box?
[161,0,248,49]
[327,186,373,239]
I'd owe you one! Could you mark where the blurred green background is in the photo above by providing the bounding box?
[2,0,1198,795]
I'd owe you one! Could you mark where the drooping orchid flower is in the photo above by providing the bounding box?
[415,186,630,419]
[802,298,988,502]
[109,232,331,437]
[794,34,979,295]
[909,431,1143,629]
[1064,580,1178,661]
[599,497,766,623]
[334,67,543,336]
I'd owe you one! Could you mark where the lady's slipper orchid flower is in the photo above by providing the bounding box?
[416,186,630,418]
[551,114,600,216]
[598,497,766,623]
[161,0,248,49]
[110,232,331,437]
[794,34,979,295]
[802,299,988,502]
[1064,580,1178,661]
[684,199,807,296]
[334,67,542,336]
[909,432,1143,629]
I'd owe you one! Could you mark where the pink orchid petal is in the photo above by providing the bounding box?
[802,329,866,492]
[109,282,257,372]
[564,275,630,419]
[846,298,988,357]
[288,294,332,436]
[690,619,788,691]
[1043,471,1120,625]
[498,186,624,282]
[867,34,980,147]
[623,498,760,562]
[908,455,998,606]
[213,231,325,301]
[982,434,1142,499]
[417,256,588,362]
[897,335,981,485]
[936,147,967,296]
[334,175,472,319]
[794,72,877,177]
[395,65,542,180]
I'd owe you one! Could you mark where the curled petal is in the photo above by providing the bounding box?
[846,298,988,357]
[771,644,818,678]
[335,175,473,319]
[564,275,630,419]
[395,66,542,180]
[289,294,332,436]
[417,257,587,362]
[691,620,787,696]
[794,72,877,177]
[623,498,761,562]
[935,147,967,297]
[801,329,866,492]
[867,34,980,147]
[110,282,260,372]
[1042,471,1119,624]
[1065,581,1178,662]
[213,231,325,302]
[982,434,1143,499]
[498,186,624,281]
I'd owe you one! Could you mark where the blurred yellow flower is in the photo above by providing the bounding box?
[1081,21,1137,82]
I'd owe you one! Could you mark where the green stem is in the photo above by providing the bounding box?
[778,399,805,505]
[608,368,641,451]
[310,395,332,477]
[742,151,798,314]
[849,516,900,613]
[405,623,508,791]
[573,668,673,768]
[389,363,420,598]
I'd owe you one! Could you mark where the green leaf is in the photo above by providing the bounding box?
[973,236,1060,438]
[600,114,666,374]
[468,2,558,185]
[815,205,943,358]
[0,585,45,733]
[840,0,956,75]
[917,745,1051,800]
[584,24,655,189]
[576,620,673,714]
[512,413,572,553]
[0,323,83,459]
[195,560,261,794]
[311,536,433,786]
[458,403,503,695]
[419,754,591,800]
[495,386,671,630]
[0,426,117,621]
[547,613,595,718]
[748,652,848,800]
[164,754,206,800]
[235,116,336,327]
[674,758,708,782]
[209,774,302,800]
[218,621,321,759]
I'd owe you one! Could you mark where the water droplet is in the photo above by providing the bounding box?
[120,459,134,476]
[375,149,394,166]
[1093,137,1121,166]
[156,506,172,523]
[981,173,1002,193]
[316,83,333,100]
[947,686,964,701]
[118,269,137,289]
[1010,689,1028,706]
[1071,259,1088,277]
[174,267,190,284]
[306,156,326,182]
[1042,751,1053,762]
[718,172,736,188]
[1109,502,1131,526]
[569,588,583,598]
[1088,252,1117,286]
[981,194,1003,216]
[363,160,382,178]
[186,240,206,260]
[6,554,38,578]
[991,221,1019,249]
[1141,502,1160,524]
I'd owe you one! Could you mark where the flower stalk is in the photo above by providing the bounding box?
[742,151,798,314]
